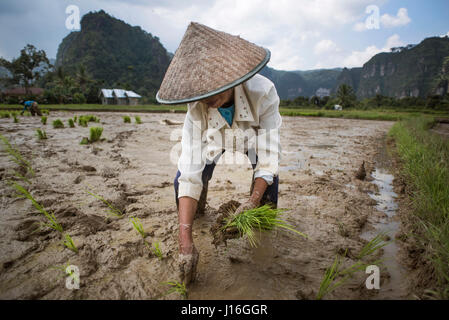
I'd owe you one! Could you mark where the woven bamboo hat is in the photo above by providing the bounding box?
[156,22,270,104]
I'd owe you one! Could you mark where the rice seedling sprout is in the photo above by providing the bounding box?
[41,116,47,125]
[123,115,131,123]
[52,119,64,129]
[222,205,307,247]
[89,127,103,143]
[36,129,47,140]
[135,116,142,124]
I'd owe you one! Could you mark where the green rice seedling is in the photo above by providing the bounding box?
[68,118,75,128]
[152,241,163,260]
[0,134,34,176]
[0,111,11,118]
[123,115,131,123]
[316,233,388,300]
[63,234,78,253]
[316,255,344,300]
[9,181,63,232]
[89,127,103,143]
[52,119,64,128]
[78,117,88,127]
[11,111,19,118]
[222,205,307,247]
[163,281,187,299]
[85,188,124,219]
[36,129,47,140]
[41,116,47,125]
[42,109,50,115]
[80,137,89,145]
[130,217,146,238]
[13,115,19,123]
[130,217,150,249]
[135,116,142,124]
[357,232,390,259]
[73,116,77,122]
[13,170,31,184]
[24,111,31,116]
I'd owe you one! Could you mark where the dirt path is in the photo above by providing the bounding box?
[0,112,410,299]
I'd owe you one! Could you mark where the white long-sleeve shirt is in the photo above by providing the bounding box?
[177,74,282,200]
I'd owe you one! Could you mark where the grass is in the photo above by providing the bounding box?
[1,104,447,121]
[151,241,163,260]
[0,134,34,176]
[10,181,63,232]
[36,129,47,140]
[89,127,103,143]
[52,119,64,129]
[62,234,78,253]
[68,118,75,128]
[85,188,124,219]
[123,115,131,123]
[222,204,307,247]
[163,281,187,299]
[41,116,47,125]
[135,116,142,124]
[389,117,449,298]
[316,235,387,300]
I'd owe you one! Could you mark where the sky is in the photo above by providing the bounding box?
[0,0,448,71]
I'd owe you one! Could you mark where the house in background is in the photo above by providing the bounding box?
[99,89,142,105]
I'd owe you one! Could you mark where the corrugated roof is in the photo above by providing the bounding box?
[125,91,141,98]
[113,89,127,98]
[100,89,141,99]
[101,89,114,98]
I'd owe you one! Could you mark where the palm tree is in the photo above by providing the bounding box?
[336,84,357,109]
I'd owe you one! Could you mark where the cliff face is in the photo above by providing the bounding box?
[56,10,170,97]
[353,37,449,98]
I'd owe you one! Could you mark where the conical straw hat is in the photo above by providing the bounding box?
[156,22,270,104]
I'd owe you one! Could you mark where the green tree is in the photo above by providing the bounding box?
[336,84,357,109]
[0,44,51,93]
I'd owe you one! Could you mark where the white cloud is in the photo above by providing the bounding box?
[353,7,411,32]
[342,34,403,67]
[314,39,339,55]
[380,8,411,28]
[353,22,367,32]
[441,31,449,38]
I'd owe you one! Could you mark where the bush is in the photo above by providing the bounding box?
[73,93,86,104]
[52,119,64,128]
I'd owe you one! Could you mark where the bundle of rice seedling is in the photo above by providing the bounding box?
[13,115,19,123]
[41,116,47,125]
[52,119,64,128]
[135,116,142,124]
[68,118,75,128]
[0,111,11,118]
[123,116,131,123]
[42,109,50,115]
[36,129,47,140]
[89,127,103,143]
[212,202,307,248]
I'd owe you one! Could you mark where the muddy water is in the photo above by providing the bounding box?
[360,141,409,299]
[0,113,404,300]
